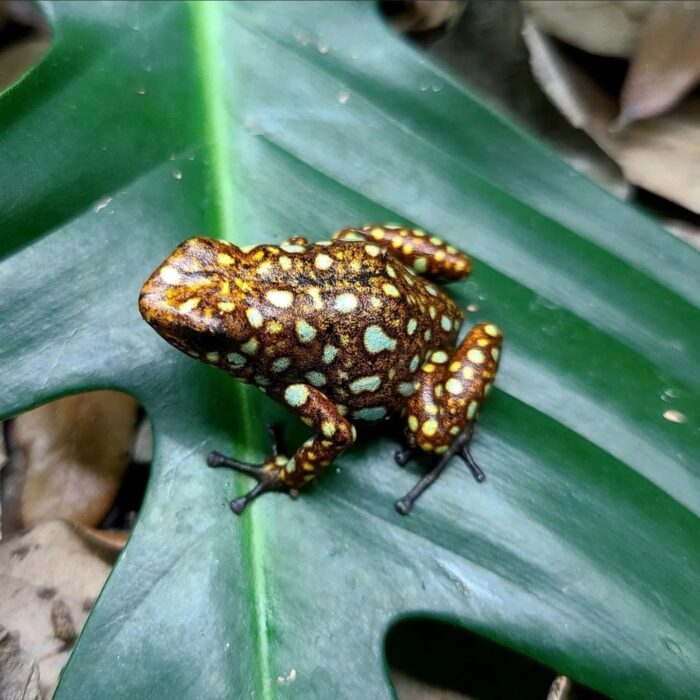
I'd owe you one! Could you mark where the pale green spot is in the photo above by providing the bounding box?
[426,285,437,296]
[334,293,359,313]
[341,232,364,241]
[241,337,259,355]
[246,307,263,328]
[254,375,270,386]
[363,325,396,354]
[271,357,291,372]
[205,352,220,363]
[323,344,338,364]
[281,244,304,252]
[424,329,432,341]
[409,355,420,372]
[441,315,452,331]
[407,318,417,335]
[295,319,317,342]
[445,378,463,395]
[467,401,478,420]
[305,371,327,387]
[349,375,381,393]
[414,257,428,273]
[226,352,246,369]
[285,457,296,473]
[353,406,387,421]
[492,347,500,361]
[431,351,448,364]
[284,384,309,407]
[398,382,415,397]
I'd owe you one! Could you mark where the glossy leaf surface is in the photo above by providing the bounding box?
[1,2,699,698]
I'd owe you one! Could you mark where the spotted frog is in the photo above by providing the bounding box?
[139,225,501,514]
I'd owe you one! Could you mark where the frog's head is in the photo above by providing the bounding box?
[139,237,253,359]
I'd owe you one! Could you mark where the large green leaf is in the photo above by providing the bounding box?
[2,1,699,697]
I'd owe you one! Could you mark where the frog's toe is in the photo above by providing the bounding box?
[207,450,290,514]
[394,446,417,467]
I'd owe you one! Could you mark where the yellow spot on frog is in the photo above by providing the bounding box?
[217,252,233,266]
[334,293,358,313]
[321,420,336,438]
[179,297,200,313]
[408,415,419,432]
[445,378,463,395]
[467,348,486,364]
[307,287,324,310]
[159,266,180,284]
[257,261,273,276]
[315,253,333,270]
[266,290,294,308]
[382,283,399,297]
[484,323,500,337]
[279,255,292,270]
[421,419,438,437]
[217,301,235,312]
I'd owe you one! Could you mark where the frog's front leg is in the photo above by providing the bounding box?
[333,225,471,280]
[208,384,355,514]
[396,322,502,514]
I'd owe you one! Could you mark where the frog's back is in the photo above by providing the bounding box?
[241,240,463,418]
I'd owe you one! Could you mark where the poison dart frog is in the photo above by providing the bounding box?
[139,225,501,515]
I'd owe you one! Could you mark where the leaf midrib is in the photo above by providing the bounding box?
[191,2,273,699]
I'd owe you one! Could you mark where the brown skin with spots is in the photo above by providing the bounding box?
[139,225,502,514]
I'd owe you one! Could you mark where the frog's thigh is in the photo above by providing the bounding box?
[333,225,471,281]
[405,322,502,452]
[276,383,356,487]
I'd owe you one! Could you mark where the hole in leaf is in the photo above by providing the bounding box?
[0,391,150,695]
[1,390,150,540]
[386,617,611,699]
[0,0,52,92]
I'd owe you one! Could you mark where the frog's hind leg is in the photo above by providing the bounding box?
[396,322,502,514]
[208,386,356,514]
[333,225,471,281]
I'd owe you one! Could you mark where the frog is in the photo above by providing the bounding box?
[138,225,501,515]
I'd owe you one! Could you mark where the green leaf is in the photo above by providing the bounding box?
[2,1,699,697]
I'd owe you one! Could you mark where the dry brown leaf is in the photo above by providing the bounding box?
[523,20,700,221]
[387,0,466,35]
[522,0,653,58]
[0,520,115,699]
[618,1,700,127]
[2,391,139,535]
[0,626,41,700]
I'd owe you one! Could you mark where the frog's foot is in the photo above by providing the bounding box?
[207,424,294,514]
[394,446,418,467]
[394,428,485,515]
